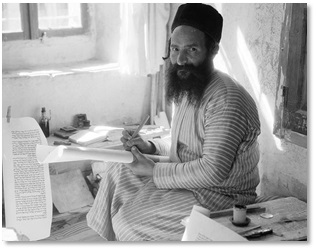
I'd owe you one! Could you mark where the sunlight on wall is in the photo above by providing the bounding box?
[214,50,229,75]
[235,27,283,151]
[72,63,120,73]
[214,26,284,152]
[16,63,120,77]
[213,3,277,146]
[144,22,149,61]
[18,70,73,77]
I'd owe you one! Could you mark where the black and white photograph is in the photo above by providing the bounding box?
[1,1,312,248]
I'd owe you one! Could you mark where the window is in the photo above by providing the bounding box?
[283,4,307,136]
[274,3,307,148]
[2,3,89,41]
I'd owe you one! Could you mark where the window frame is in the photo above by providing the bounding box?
[274,3,307,148]
[2,3,30,41]
[2,3,89,41]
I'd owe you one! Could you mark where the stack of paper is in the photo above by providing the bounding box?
[69,126,123,146]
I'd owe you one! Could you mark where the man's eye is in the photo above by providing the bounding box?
[189,47,197,52]
[171,47,178,52]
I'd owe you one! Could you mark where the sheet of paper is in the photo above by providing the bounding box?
[68,126,124,146]
[50,169,95,213]
[36,144,134,164]
[182,206,247,241]
[2,117,52,241]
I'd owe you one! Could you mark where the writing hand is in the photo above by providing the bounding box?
[125,146,155,177]
[120,129,155,154]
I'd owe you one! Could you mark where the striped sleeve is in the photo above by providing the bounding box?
[148,137,171,156]
[153,87,249,189]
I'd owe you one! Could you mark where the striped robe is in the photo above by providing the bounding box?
[86,70,261,241]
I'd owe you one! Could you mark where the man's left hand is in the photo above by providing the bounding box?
[125,146,155,177]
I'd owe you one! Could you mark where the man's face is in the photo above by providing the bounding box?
[170,25,208,72]
[165,25,213,105]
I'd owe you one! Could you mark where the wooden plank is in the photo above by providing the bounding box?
[149,74,156,125]
[155,70,160,116]
[161,64,166,112]
[209,206,266,219]
[274,3,307,138]
[285,130,307,148]
[286,3,306,111]
[212,197,307,241]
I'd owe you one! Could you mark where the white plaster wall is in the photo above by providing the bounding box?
[2,35,95,70]
[215,3,307,201]
[94,3,120,63]
[2,69,150,131]
[2,3,150,131]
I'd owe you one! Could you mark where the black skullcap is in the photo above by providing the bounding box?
[171,3,223,43]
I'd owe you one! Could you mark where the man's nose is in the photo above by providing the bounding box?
[177,50,188,66]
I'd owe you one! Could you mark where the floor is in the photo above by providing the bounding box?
[41,206,105,242]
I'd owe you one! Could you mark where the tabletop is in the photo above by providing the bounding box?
[212,196,307,241]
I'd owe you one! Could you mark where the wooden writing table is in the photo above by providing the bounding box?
[212,197,307,241]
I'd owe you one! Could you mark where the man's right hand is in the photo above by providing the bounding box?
[120,129,156,154]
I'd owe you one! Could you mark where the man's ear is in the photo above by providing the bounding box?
[211,43,219,59]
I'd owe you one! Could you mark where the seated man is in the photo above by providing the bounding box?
[87,3,261,241]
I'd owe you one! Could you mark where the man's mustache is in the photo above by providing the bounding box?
[171,64,197,73]
[169,64,204,80]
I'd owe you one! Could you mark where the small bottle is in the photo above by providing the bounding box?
[39,107,50,137]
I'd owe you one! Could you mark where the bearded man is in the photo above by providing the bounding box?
[87,3,261,241]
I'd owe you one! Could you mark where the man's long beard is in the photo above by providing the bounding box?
[165,57,213,107]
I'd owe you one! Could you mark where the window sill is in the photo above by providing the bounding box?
[284,130,307,149]
[2,60,120,79]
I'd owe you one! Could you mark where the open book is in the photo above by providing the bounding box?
[182,205,247,241]
[68,125,123,146]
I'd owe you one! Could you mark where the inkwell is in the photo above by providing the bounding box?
[39,107,51,137]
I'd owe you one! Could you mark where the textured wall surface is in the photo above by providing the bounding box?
[2,66,150,131]
[2,35,95,70]
[215,3,307,201]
